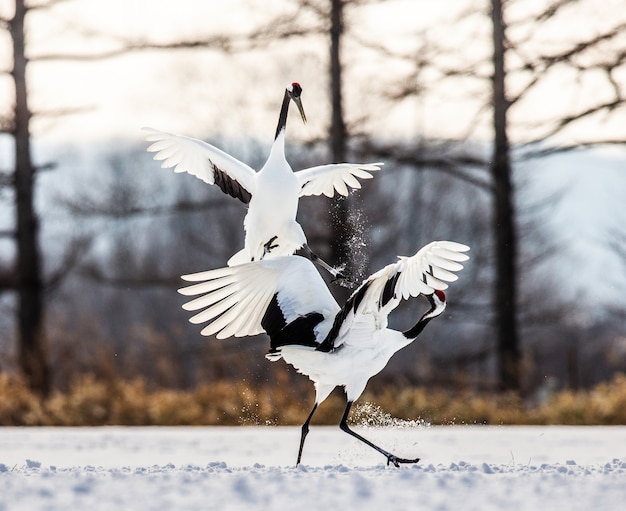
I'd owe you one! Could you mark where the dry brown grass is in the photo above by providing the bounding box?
[1,372,626,426]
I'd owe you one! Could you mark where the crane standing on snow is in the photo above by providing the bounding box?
[178,241,470,466]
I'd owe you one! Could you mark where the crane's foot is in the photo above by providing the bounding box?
[326,264,356,289]
[303,246,354,286]
[386,455,420,468]
[326,263,345,278]
[263,236,279,256]
[330,273,357,289]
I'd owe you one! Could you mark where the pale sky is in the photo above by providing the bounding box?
[2,0,624,148]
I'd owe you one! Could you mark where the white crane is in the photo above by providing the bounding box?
[143,82,381,279]
[178,240,470,466]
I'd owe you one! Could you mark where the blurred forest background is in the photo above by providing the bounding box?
[1,0,625,424]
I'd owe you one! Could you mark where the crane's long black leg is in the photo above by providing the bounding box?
[302,244,354,288]
[339,401,420,467]
[297,403,318,466]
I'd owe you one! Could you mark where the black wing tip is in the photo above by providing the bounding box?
[380,272,400,308]
[211,162,252,204]
[262,294,324,351]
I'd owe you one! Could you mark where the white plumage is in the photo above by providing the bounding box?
[178,240,470,466]
[143,82,381,273]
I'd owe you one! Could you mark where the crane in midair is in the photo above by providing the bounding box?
[143,83,381,280]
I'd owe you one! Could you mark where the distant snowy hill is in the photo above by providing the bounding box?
[520,147,626,308]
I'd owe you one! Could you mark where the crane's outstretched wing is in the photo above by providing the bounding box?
[143,128,256,204]
[178,256,340,343]
[383,240,470,302]
[295,163,383,198]
[318,241,470,351]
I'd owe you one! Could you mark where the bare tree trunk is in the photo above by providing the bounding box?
[490,0,519,392]
[328,0,352,277]
[11,0,50,395]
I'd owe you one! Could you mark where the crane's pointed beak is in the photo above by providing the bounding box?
[293,96,307,124]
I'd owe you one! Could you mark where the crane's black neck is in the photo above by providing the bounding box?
[402,297,443,340]
[275,88,291,140]
[402,314,435,340]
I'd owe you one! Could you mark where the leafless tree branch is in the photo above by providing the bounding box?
[536,0,577,22]
[510,0,577,27]
[33,105,95,118]
[534,99,625,142]
[350,29,431,64]
[64,195,237,219]
[30,35,238,62]
[359,141,493,192]
[26,0,75,11]
[241,0,389,49]
[244,10,322,46]
[508,72,542,107]
[0,115,13,133]
[0,170,13,187]
[77,263,180,290]
[503,19,625,109]
[537,22,626,67]
[520,140,626,159]
[34,161,57,173]
[44,234,92,296]
[424,161,493,191]
[605,61,626,97]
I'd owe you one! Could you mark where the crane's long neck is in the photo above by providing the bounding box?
[275,89,292,140]
[402,296,446,340]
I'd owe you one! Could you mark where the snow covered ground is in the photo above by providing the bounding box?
[1,425,625,510]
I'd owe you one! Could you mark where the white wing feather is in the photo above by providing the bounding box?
[296,163,383,198]
[179,263,277,339]
[328,241,469,346]
[142,127,257,195]
[178,243,467,344]
[395,241,470,300]
[178,257,339,340]
[348,241,469,317]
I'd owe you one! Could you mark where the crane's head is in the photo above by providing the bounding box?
[428,290,447,318]
[287,82,307,124]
